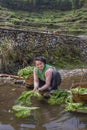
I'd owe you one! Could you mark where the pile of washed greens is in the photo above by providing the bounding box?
[12,90,43,118]
[47,90,69,105]
[71,87,87,94]
[64,87,87,112]
[12,88,87,118]
[18,66,34,80]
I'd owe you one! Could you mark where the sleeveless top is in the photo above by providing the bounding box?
[35,64,55,81]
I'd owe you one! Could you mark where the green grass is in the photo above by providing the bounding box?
[0,6,87,70]
[0,6,87,35]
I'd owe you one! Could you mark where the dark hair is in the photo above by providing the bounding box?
[34,56,46,64]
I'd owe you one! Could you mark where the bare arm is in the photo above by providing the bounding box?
[33,68,39,91]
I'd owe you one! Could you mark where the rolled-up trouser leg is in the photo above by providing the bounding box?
[50,70,61,90]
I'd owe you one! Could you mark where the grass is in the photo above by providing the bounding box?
[0,6,87,35]
[0,6,87,70]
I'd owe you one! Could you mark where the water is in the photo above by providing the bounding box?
[0,75,87,130]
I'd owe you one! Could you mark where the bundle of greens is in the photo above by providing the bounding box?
[71,88,87,94]
[18,66,34,80]
[65,94,87,112]
[12,105,39,118]
[17,90,43,105]
[78,106,87,111]
[48,90,69,105]
[12,90,43,118]
[65,102,84,111]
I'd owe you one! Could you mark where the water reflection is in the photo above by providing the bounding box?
[35,105,87,130]
[0,124,15,130]
[0,75,87,130]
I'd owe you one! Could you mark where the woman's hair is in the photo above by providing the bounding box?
[34,56,46,64]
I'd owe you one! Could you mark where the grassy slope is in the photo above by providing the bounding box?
[0,5,87,35]
[0,5,87,69]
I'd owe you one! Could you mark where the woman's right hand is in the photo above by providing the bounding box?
[33,87,39,93]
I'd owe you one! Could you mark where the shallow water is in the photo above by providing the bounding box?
[0,75,87,130]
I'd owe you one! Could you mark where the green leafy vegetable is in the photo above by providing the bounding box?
[12,90,42,118]
[12,105,39,118]
[48,90,69,105]
[71,88,87,94]
[17,90,43,105]
[65,94,87,112]
[18,91,34,105]
[79,106,87,110]
[65,102,84,111]
[18,66,34,80]
[65,95,74,103]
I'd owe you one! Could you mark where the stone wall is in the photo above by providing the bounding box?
[0,28,87,73]
[0,28,87,53]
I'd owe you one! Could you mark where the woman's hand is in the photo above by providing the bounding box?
[33,87,39,93]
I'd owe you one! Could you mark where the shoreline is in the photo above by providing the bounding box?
[59,68,87,79]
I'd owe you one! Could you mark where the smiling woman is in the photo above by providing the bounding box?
[33,56,61,94]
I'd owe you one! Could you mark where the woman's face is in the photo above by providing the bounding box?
[35,60,45,71]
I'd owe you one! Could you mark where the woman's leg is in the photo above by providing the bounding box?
[38,79,50,97]
[50,70,61,90]
[39,78,45,88]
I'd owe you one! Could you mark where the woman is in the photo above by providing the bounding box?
[33,56,61,94]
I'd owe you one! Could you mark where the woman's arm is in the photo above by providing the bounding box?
[38,68,53,91]
[33,68,39,91]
